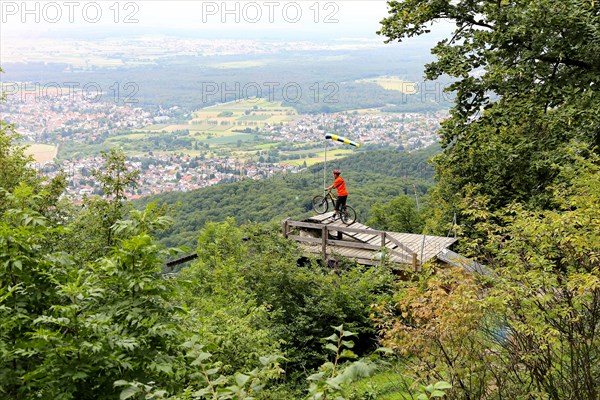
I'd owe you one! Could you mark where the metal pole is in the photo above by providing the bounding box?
[323,137,327,190]
[413,184,420,212]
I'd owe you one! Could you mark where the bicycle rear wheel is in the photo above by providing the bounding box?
[312,195,329,214]
[340,205,356,225]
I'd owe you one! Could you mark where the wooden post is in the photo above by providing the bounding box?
[412,253,419,272]
[379,232,386,266]
[322,225,328,261]
[282,219,289,239]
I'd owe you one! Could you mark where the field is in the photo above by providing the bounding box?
[108,99,318,161]
[25,143,58,163]
[103,98,362,166]
[281,149,355,167]
[140,99,297,136]
[357,77,418,95]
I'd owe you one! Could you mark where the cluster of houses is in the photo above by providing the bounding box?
[262,111,445,149]
[38,153,302,201]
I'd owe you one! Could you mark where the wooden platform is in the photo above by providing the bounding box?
[283,213,457,271]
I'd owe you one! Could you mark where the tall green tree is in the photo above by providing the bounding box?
[0,121,186,397]
[367,194,424,233]
[379,0,600,238]
[63,148,141,261]
[375,154,600,399]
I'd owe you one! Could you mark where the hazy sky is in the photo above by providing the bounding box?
[1,1,451,41]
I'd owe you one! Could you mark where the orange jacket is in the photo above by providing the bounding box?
[333,176,348,196]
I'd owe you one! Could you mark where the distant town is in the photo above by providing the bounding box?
[2,85,444,201]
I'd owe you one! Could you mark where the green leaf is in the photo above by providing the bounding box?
[120,385,141,400]
[307,372,326,381]
[433,381,452,390]
[325,333,339,342]
[191,351,212,366]
[339,349,357,359]
[235,373,250,387]
[325,343,338,353]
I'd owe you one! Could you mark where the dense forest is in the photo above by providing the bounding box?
[2,0,600,399]
[1,48,451,114]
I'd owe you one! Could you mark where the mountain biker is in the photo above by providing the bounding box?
[325,169,348,221]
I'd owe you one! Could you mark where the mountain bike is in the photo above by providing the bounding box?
[312,190,357,225]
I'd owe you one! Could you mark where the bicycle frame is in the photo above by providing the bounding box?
[312,190,356,224]
[325,191,337,206]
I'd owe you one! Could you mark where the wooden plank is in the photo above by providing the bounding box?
[289,218,458,268]
[288,220,328,230]
[365,235,394,247]
[335,226,381,235]
[339,248,360,258]
[390,233,414,247]
[353,233,378,242]
[289,220,381,236]
[328,240,382,251]
[307,212,334,222]
[386,235,417,256]
[288,235,322,244]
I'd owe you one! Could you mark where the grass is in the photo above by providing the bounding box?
[143,124,170,130]
[107,133,148,141]
[198,133,258,145]
[281,148,356,166]
[357,77,418,95]
[237,114,272,121]
[124,98,299,159]
[25,143,58,163]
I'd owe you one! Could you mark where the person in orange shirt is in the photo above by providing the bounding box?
[325,169,348,221]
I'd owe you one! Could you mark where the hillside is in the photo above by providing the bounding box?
[135,145,439,248]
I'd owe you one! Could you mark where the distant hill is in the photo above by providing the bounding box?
[135,145,440,249]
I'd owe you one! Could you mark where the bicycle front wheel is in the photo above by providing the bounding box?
[312,195,329,214]
[340,205,356,225]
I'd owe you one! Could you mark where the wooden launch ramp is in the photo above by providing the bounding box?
[283,212,458,271]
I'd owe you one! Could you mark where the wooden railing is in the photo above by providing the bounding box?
[283,219,420,271]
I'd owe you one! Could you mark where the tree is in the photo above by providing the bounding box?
[482,155,600,400]
[0,182,188,399]
[180,220,394,377]
[378,0,600,238]
[367,195,424,233]
[0,124,36,199]
[69,148,141,254]
[375,153,600,399]
[93,148,139,202]
[374,267,490,400]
